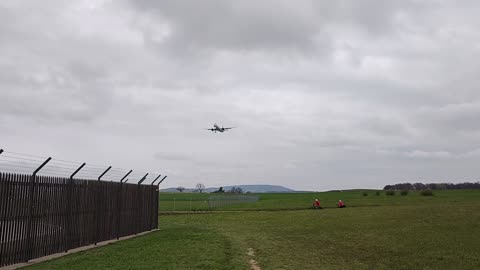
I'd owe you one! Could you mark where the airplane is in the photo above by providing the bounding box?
[205,123,236,133]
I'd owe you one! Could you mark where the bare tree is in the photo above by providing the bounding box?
[176,186,186,192]
[229,186,243,194]
[196,183,205,193]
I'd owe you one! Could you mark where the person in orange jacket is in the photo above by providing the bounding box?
[337,200,346,208]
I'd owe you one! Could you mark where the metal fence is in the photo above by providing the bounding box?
[207,194,259,210]
[0,172,159,268]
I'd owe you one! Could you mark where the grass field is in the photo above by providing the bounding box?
[22,190,480,270]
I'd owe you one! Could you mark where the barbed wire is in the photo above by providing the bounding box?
[0,149,164,185]
[0,166,36,175]
[0,162,37,170]
[2,151,48,159]
[4,151,113,168]
[0,155,45,163]
[0,166,140,181]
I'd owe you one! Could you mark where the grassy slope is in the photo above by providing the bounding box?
[22,221,247,270]
[23,190,480,270]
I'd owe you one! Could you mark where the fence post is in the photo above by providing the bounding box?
[139,174,148,234]
[151,174,161,185]
[24,157,51,262]
[137,173,149,185]
[150,174,161,230]
[120,170,132,183]
[149,185,154,230]
[64,163,85,252]
[157,176,167,213]
[134,174,148,235]
[94,166,111,245]
[155,184,159,229]
[156,176,167,228]
[117,170,132,240]
[157,176,167,186]
[98,166,111,181]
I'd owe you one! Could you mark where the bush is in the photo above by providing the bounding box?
[375,191,380,196]
[420,189,434,196]
[386,190,395,196]
[400,190,409,196]
[362,192,368,196]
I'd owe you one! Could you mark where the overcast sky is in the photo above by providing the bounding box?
[1,0,480,191]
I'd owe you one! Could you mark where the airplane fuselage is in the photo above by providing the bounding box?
[213,124,225,132]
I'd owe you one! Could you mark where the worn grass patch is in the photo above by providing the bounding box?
[22,222,247,270]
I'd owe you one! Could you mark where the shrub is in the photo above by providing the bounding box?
[362,192,368,196]
[420,189,434,196]
[375,191,380,196]
[400,190,409,196]
[386,190,395,196]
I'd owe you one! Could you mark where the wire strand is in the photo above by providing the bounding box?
[3,151,48,159]
[0,160,79,172]
[50,158,83,165]
[0,155,46,163]
[1,150,164,183]
[0,163,37,170]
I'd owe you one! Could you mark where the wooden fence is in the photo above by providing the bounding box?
[0,172,159,268]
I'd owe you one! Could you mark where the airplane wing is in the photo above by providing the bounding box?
[205,128,216,131]
[223,127,236,130]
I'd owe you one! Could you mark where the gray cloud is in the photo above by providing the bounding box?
[154,152,192,161]
[130,1,324,53]
[1,1,480,190]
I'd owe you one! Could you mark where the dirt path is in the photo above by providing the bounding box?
[247,248,261,270]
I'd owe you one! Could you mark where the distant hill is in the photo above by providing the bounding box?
[160,184,295,193]
[223,185,295,193]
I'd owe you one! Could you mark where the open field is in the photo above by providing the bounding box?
[22,190,480,270]
[158,190,480,211]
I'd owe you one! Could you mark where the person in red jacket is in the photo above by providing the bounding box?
[337,200,346,208]
[313,199,321,209]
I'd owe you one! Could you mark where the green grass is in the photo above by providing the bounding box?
[23,190,480,270]
[159,189,480,211]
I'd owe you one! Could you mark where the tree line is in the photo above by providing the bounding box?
[383,182,480,190]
